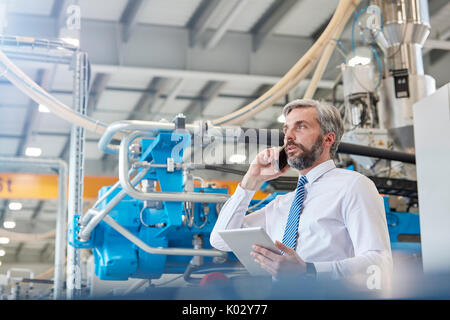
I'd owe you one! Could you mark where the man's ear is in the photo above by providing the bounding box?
[324,132,335,149]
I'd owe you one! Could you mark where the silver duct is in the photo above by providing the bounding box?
[371,0,436,151]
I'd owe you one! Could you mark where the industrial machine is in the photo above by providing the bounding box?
[70,127,234,281]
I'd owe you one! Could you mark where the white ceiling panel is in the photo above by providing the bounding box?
[28,135,67,157]
[8,0,54,16]
[50,64,74,91]
[79,0,128,21]
[208,0,275,33]
[220,81,263,96]
[430,2,450,35]
[137,0,202,26]
[202,97,246,117]
[96,90,142,112]
[273,0,339,37]
[108,73,152,90]
[97,91,142,117]
[0,106,27,135]
[0,138,20,156]
[84,141,104,160]
[33,111,72,134]
[157,98,190,115]
[178,79,208,96]
[0,85,32,105]
[41,200,57,212]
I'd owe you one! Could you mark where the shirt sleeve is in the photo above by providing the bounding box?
[313,175,393,292]
[209,184,273,251]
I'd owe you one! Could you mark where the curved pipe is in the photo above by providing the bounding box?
[119,131,230,203]
[103,215,227,258]
[98,120,201,155]
[78,167,150,241]
[303,6,354,99]
[211,0,361,126]
[0,50,107,136]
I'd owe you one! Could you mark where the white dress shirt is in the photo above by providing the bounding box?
[210,160,393,291]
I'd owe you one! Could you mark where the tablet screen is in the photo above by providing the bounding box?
[218,227,279,276]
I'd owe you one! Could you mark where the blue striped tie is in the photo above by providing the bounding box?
[281,176,308,253]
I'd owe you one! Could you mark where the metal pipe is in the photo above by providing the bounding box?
[102,215,227,258]
[0,157,67,300]
[0,35,78,54]
[78,167,150,241]
[337,142,416,164]
[118,131,230,203]
[83,168,136,222]
[98,120,180,155]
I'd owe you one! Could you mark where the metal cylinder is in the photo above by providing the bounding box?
[372,0,431,74]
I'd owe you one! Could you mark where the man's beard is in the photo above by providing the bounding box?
[287,135,324,171]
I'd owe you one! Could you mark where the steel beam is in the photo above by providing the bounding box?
[252,0,299,52]
[183,80,226,118]
[188,0,223,47]
[120,0,146,43]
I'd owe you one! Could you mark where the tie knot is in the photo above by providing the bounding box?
[298,176,308,187]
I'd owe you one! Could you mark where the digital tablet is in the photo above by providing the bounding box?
[218,227,280,277]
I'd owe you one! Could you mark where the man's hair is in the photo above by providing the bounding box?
[282,98,344,157]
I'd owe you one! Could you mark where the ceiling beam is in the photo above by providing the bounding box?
[39,242,52,263]
[187,0,224,47]
[251,0,298,52]
[127,77,169,120]
[0,200,9,225]
[30,201,45,220]
[204,0,249,50]
[182,80,226,119]
[86,73,111,116]
[15,242,24,260]
[120,0,146,43]
[154,78,185,115]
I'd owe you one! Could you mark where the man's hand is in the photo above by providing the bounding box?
[241,147,290,190]
[250,241,306,279]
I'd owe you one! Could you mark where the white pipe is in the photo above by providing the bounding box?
[78,167,150,241]
[103,215,227,258]
[118,131,230,203]
[0,49,107,136]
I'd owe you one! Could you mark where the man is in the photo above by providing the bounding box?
[210,99,393,292]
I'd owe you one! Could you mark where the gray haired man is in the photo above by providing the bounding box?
[210,99,393,292]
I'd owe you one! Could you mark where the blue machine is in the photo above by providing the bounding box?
[70,130,422,281]
[70,131,232,280]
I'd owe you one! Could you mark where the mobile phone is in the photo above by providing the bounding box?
[275,146,288,172]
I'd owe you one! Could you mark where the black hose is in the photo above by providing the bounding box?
[212,128,416,164]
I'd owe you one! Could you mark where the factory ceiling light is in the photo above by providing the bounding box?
[25,147,42,157]
[3,221,16,229]
[229,154,246,164]
[8,202,22,211]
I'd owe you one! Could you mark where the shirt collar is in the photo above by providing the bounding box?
[299,159,336,186]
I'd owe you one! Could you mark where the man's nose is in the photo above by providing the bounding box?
[283,127,295,143]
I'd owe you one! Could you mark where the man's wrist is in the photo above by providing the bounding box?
[305,262,317,279]
[241,174,263,190]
